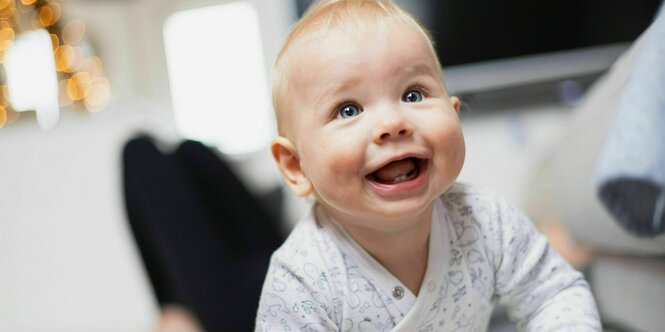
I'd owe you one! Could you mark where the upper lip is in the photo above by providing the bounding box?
[364,150,430,176]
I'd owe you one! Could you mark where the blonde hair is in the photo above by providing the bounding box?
[272,0,441,136]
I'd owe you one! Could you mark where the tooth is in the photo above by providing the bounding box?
[393,175,407,183]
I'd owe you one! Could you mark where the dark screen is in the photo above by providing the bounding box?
[296,0,662,66]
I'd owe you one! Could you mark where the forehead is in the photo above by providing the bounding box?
[287,21,441,90]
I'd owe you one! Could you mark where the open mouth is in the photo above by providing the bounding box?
[366,157,425,185]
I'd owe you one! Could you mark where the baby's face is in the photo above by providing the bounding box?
[284,21,465,230]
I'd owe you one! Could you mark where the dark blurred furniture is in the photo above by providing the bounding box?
[122,137,284,331]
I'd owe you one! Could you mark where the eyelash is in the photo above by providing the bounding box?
[332,99,361,119]
[406,84,429,98]
[330,84,431,120]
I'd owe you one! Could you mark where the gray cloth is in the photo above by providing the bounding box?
[595,12,665,237]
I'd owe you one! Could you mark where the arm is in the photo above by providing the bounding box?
[488,195,601,331]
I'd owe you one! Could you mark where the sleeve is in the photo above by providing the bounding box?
[486,194,601,331]
[255,253,339,332]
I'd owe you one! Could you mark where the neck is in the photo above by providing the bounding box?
[335,204,433,295]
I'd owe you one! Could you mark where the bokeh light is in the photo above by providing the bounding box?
[0,0,111,128]
[62,19,85,45]
[38,3,61,27]
[49,33,59,49]
[0,0,14,20]
[83,77,110,112]
[0,105,6,128]
[0,84,8,107]
[79,56,103,77]
[54,44,79,72]
[0,0,12,10]
[0,0,15,20]
[66,72,92,101]
[0,26,14,51]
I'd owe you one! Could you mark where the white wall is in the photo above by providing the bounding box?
[0,1,295,331]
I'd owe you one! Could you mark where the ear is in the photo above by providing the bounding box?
[450,96,461,113]
[271,136,313,197]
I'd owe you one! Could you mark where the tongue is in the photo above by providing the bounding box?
[373,158,416,183]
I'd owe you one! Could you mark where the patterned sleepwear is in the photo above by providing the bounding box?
[255,183,600,331]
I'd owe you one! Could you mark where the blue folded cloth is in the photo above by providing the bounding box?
[595,11,665,237]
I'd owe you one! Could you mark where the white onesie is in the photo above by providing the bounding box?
[255,183,600,331]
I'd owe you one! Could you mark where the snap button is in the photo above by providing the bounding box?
[427,281,436,292]
[392,286,404,299]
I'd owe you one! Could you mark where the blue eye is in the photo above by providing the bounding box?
[338,104,361,118]
[403,90,423,103]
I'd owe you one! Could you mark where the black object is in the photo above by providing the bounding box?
[599,179,665,237]
[295,0,661,66]
[123,137,284,331]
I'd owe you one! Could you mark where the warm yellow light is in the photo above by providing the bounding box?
[80,56,104,77]
[0,27,14,51]
[36,3,60,27]
[0,0,11,11]
[50,2,61,21]
[0,20,10,29]
[84,77,110,112]
[62,19,85,45]
[0,105,6,128]
[54,45,78,72]
[38,6,55,26]
[21,0,37,5]
[0,0,15,20]
[58,79,72,107]
[0,84,8,107]
[49,33,59,49]
[66,72,92,101]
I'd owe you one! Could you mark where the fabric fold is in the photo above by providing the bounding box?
[595,11,665,237]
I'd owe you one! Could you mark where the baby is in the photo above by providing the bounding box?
[256,0,600,331]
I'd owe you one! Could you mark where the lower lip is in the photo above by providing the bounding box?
[366,161,429,196]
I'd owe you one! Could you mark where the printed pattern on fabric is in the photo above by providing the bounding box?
[255,183,600,331]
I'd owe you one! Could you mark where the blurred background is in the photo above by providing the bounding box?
[1,0,664,331]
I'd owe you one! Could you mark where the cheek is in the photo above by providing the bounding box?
[303,131,366,181]
[428,117,466,169]
[328,152,360,176]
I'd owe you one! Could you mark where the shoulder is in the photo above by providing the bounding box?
[437,183,541,268]
[440,182,506,210]
[270,209,344,275]
[439,182,526,230]
[256,208,344,331]
[438,182,514,233]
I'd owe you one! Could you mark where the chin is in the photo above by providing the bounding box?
[368,195,436,220]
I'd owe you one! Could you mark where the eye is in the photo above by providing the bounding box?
[402,90,423,103]
[338,104,362,119]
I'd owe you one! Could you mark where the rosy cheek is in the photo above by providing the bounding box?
[326,141,363,176]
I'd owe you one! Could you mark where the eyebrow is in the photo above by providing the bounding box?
[314,73,363,106]
[396,62,437,77]
[312,61,438,107]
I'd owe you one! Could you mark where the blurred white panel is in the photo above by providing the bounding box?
[164,2,273,155]
[0,100,175,332]
[5,29,59,130]
[458,107,571,208]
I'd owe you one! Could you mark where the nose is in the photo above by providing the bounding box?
[372,111,413,144]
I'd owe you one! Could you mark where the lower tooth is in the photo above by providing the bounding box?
[393,175,407,183]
